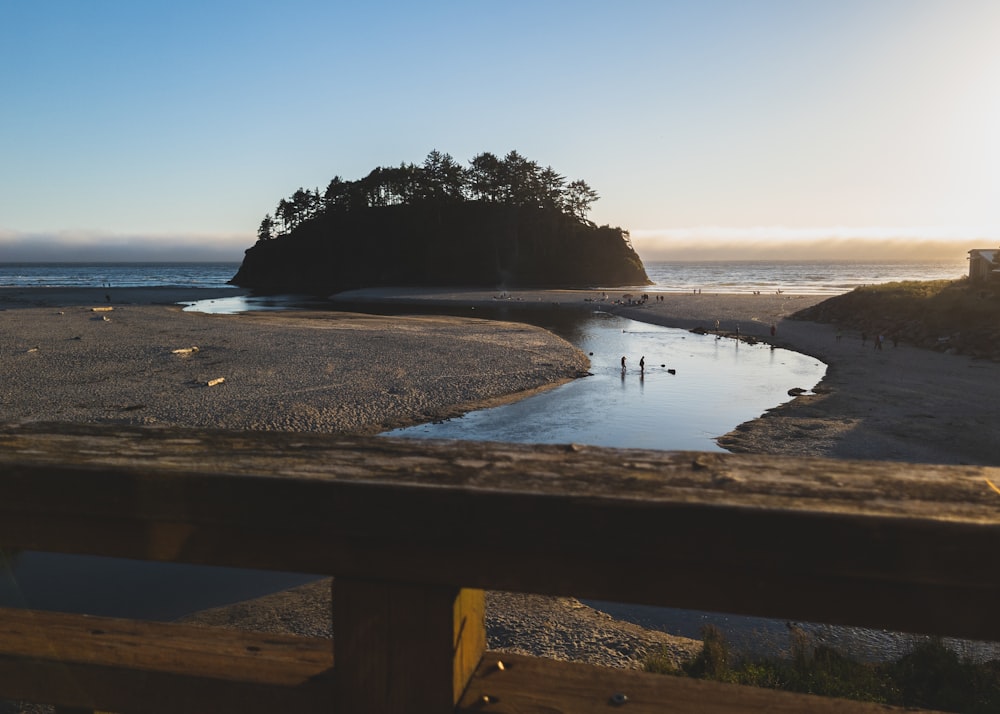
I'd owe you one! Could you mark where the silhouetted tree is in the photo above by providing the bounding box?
[537,166,567,209]
[564,179,599,220]
[360,168,390,207]
[388,162,421,205]
[323,176,351,212]
[502,150,541,205]
[275,198,295,234]
[266,149,604,237]
[467,151,504,202]
[421,150,465,202]
[257,214,275,242]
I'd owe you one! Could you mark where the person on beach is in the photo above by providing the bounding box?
[639,356,645,374]
[621,355,626,372]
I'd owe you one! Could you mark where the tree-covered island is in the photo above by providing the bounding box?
[230,150,650,293]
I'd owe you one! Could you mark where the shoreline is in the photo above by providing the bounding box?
[613,292,1000,466]
[4,284,998,672]
[331,286,1000,466]
[0,286,588,436]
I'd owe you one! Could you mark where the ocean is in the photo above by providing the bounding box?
[0,262,241,289]
[0,259,969,293]
[641,259,968,294]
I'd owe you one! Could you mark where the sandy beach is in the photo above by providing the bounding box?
[3,283,997,678]
[331,286,1000,466]
[0,287,588,435]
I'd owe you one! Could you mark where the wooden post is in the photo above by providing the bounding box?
[333,579,485,714]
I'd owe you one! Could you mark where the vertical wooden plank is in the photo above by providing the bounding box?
[452,587,486,705]
[333,578,485,714]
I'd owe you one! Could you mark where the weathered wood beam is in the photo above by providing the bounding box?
[0,607,333,713]
[0,422,998,640]
[333,581,484,713]
[458,652,947,713]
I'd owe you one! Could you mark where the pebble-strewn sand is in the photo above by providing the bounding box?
[181,581,701,670]
[5,283,997,686]
[0,288,588,434]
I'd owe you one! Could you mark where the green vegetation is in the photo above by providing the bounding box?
[645,625,1000,713]
[232,150,650,293]
[794,278,1000,358]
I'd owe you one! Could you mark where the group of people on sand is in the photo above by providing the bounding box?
[588,292,669,306]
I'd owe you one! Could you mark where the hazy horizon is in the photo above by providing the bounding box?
[632,232,984,263]
[0,231,979,265]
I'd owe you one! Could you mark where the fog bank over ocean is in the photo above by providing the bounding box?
[2,227,994,264]
[632,230,997,262]
[0,230,249,263]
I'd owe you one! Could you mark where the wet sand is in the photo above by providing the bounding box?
[4,284,996,676]
[334,286,1000,466]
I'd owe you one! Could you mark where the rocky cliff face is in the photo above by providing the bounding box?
[231,203,649,293]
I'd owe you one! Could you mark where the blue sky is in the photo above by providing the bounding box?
[2,0,998,261]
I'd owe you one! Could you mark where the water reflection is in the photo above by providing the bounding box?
[181,293,315,313]
[388,311,825,453]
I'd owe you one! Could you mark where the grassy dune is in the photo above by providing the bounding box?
[793,278,1000,359]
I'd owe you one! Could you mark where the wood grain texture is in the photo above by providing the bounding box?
[0,421,998,641]
[0,607,333,713]
[458,652,945,713]
[0,422,988,712]
[332,580,485,713]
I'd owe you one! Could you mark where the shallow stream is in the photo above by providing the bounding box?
[386,307,824,451]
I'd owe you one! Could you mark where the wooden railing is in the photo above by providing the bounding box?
[0,421,997,713]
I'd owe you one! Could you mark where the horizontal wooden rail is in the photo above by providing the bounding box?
[458,652,915,713]
[0,421,993,712]
[0,609,918,714]
[2,421,998,641]
[0,607,333,713]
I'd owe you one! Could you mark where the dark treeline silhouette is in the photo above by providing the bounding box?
[232,150,650,293]
[255,150,601,241]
